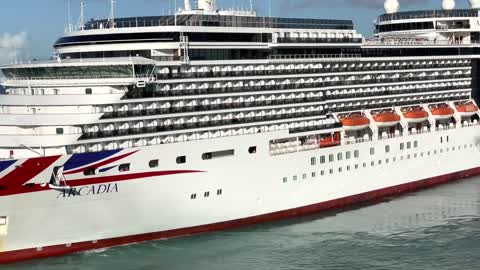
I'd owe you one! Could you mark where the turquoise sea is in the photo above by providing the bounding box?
[4,177,480,270]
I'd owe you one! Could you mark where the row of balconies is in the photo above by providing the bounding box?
[101,83,468,120]
[81,110,332,140]
[80,92,470,143]
[69,118,337,154]
[156,60,470,80]
[138,73,470,98]
[326,94,469,112]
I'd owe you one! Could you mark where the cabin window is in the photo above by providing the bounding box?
[119,164,130,172]
[248,146,257,154]
[85,88,93,95]
[407,142,411,149]
[329,169,334,174]
[283,177,287,183]
[320,156,326,164]
[385,145,390,153]
[370,148,375,155]
[176,156,186,164]
[293,175,297,181]
[400,143,405,150]
[338,167,342,173]
[302,174,307,179]
[0,216,6,225]
[329,154,334,162]
[414,141,418,148]
[56,128,64,135]
[149,160,159,168]
[202,149,234,160]
[337,153,342,161]
[321,170,325,176]
[191,194,197,200]
[217,189,223,195]
[354,150,359,158]
[83,168,96,176]
[312,172,316,178]
[204,192,210,197]
[346,151,351,159]
[355,164,359,169]
[311,157,316,166]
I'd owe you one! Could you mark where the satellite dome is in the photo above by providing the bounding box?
[470,0,480,8]
[384,0,399,14]
[442,0,455,10]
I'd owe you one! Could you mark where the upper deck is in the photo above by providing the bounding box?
[377,9,479,23]
[81,14,354,31]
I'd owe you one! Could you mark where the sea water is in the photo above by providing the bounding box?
[5,177,480,270]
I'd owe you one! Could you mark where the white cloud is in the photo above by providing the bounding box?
[0,32,29,65]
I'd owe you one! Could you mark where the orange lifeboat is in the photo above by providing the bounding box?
[373,112,401,127]
[403,109,429,123]
[341,115,370,131]
[319,133,341,148]
[431,107,454,120]
[456,103,478,117]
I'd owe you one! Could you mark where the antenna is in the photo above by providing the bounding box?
[77,0,86,31]
[108,0,117,28]
[268,0,271,17]
[67,0,73,32]
[250,0,253,12]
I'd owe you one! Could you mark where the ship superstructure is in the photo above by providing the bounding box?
[0,0,480,264]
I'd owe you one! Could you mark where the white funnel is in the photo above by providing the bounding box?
[384,0,399,14]
[184,0,191,11]
[442,0,455,10]
[198,0,217,13]
[470,0,480,8]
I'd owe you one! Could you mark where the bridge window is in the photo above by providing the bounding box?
[56,128,64,135]
[85,88,93,95]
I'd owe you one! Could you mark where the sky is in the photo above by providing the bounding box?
[0,0,473,64]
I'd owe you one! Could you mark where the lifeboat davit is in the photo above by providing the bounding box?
[431,107,454,120]
[403,109,429,123]
[456,104,479,117]
[341,116,370,131]
[373,112,401,127]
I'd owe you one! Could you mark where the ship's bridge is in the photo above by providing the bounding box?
[374,9,480,44]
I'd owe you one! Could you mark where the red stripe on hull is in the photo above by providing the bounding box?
[1,166,480,264]
[0,156,61,188]
[0,170,204,197]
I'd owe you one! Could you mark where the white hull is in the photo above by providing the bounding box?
[1,124,480,261]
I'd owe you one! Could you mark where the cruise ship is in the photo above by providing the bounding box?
[1,0,480,263]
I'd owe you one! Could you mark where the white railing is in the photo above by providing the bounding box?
[268,54,362,62]
[365,39,479,46]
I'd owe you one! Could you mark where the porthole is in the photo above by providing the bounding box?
[118,164,130,172]
[149,160,159,168]
[176,156,186,164]
[83,168,96,176]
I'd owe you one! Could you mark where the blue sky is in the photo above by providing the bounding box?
[0,0,473,63]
